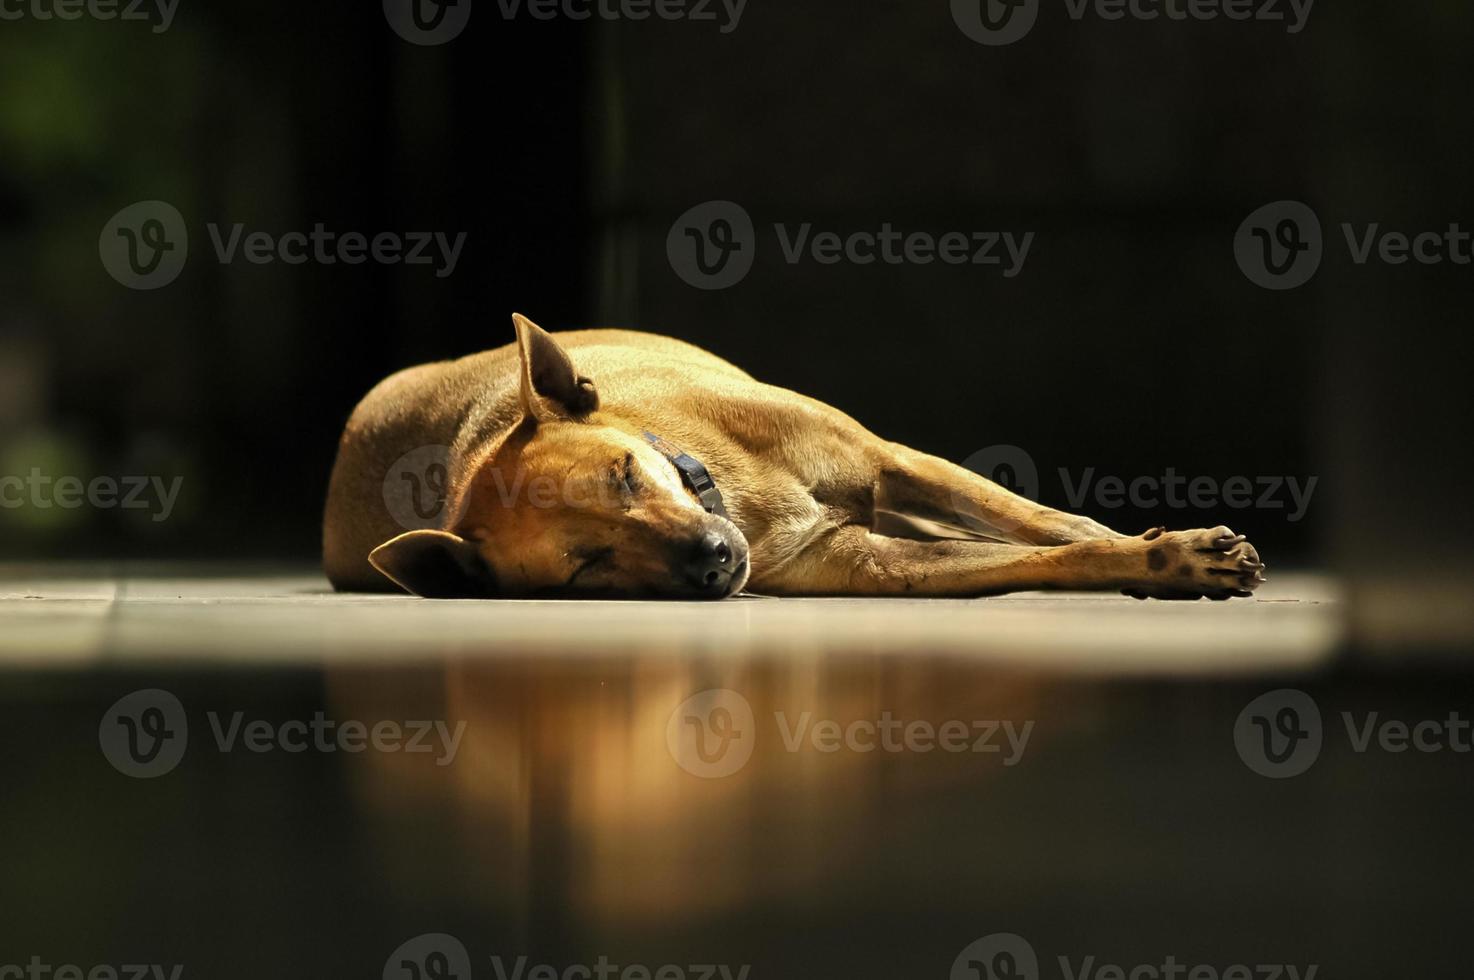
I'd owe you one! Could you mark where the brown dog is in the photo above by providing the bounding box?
[323,314,1265,599]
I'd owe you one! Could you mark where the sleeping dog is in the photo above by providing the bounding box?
[323,315,1264,599]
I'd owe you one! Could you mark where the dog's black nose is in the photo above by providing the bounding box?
[685,531,736,594]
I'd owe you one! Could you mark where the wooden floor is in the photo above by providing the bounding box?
[0,564,1341,673]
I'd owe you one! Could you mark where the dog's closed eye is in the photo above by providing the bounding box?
[566,546,616,586]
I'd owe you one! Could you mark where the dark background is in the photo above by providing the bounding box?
[0,0,1470,588]
[4,5,1474,976]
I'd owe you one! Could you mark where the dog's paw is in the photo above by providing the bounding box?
[1121,526,1266,601]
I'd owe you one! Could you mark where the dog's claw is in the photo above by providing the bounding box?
[1142,527,1165,541]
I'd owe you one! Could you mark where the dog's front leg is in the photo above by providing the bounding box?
[875,445,1123,546]
[766,525,1264,599]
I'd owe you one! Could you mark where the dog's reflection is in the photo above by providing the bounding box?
[323,654,1048,922]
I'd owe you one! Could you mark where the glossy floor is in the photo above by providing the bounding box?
[3,567,1470,979]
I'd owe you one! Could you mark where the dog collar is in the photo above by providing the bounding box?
[643,431,728,518]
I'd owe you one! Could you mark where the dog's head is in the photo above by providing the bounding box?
[369,315,750,599]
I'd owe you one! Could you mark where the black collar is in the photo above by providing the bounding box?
[643,431,728,518]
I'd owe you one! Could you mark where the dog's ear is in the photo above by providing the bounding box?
[368,529,496,599]
[513,313,599,421]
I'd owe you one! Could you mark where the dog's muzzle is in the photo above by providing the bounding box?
[681,528,749,598]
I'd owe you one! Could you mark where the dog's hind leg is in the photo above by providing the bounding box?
[873,445,1124,546]
[766,524,1264,599]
